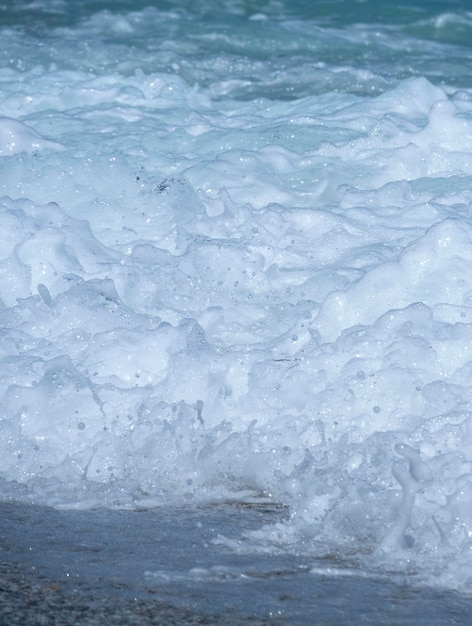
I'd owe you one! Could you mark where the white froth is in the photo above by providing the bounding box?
[2,0,472,592]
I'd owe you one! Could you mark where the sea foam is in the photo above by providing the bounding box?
[2,0,472,592]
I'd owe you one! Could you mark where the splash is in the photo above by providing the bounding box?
[2,0,472,592]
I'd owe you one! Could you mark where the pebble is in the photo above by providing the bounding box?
[0,561,280,625]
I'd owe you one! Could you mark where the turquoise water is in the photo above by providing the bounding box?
[2,0,472,595]
[3,0,472,96]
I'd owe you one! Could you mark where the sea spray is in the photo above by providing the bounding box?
[2,0,472,592]
[381,444,433,551]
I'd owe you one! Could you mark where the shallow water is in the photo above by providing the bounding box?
[1,502,472,625]
[2,0,472,594]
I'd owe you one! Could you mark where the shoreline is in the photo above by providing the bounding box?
[0,560,279,626]
[2,502,472,625]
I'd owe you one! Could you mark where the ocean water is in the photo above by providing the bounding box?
[2,0,472,596]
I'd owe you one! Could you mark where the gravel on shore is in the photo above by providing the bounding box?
[0,561,280,626]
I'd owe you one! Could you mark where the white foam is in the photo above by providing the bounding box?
[2,0,472,592]
[0,116,63,156]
